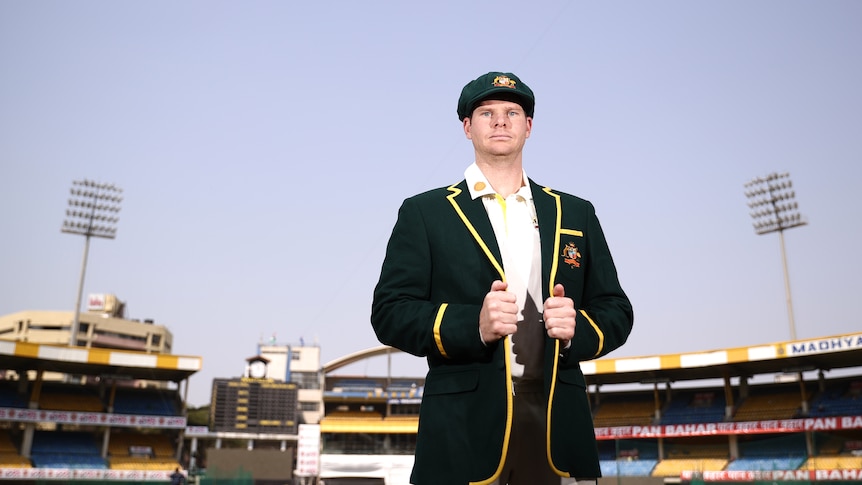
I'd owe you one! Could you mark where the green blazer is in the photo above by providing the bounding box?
[371,178,633,485]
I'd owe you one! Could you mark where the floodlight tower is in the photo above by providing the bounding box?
[744,172,806,340]
[61,179,123,346]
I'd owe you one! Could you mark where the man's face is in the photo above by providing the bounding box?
[463,99,532,160]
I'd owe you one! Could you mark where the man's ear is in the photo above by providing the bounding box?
[463,117,472,140]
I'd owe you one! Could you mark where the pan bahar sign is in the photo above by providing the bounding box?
[593,416,862,440]
[681,469,862,481]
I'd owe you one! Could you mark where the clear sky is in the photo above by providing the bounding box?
[2,1,860,407]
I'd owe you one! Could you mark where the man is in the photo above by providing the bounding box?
[170,467,186,485]
[371,71,633,485]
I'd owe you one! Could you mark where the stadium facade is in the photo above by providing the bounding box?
[0,295,200,482]
[315,335,862,485]
[1,298,861,484]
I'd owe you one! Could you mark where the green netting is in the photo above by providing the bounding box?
[196,466,254,485]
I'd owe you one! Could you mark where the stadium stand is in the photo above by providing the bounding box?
[601,459,659,477]
[598,439,659,476]
[317,333,862,484]
[808,379,862,418]
[324,410,384,420]
[738,433,808,458]
[38,385,105,412]
[0,382,27,408]
[598,439,660,460]
[651,458,729,477]
[592,392,656,427]
[30,430,107,469]
[803,455,862,470]
[3,329,861,483]
[108,431,177,456]
[726,434,808,471]
[815,433,848,455]
[731,387,807,421]
[0,429,30,468]
[384,380,423,399]
[330,379,384,398]
[107,431,181,471]
[660,390,727,424]
[112,387,180,416]
[0,339,199,481]
[726,456,807,472]
[0,384,187,477]
[666,438,730,459]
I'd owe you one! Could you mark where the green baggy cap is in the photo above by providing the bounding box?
[457,72,535,120]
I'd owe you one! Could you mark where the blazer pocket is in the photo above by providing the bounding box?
[423,368,480,396]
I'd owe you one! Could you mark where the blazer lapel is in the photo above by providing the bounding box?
[531,180,561,300]
[446,180,504,279]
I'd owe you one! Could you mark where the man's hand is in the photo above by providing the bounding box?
[544,284,576,345]
[479,280,519,343]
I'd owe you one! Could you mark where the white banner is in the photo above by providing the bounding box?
[0,407,186,429]
[295,424,321,476]
[0,468,174,481]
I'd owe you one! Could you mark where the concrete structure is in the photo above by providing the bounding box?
[0,294,173,354]
[0,295,175,388]
[258,343,323,425]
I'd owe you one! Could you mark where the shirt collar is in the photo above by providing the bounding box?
[464,162,533,201]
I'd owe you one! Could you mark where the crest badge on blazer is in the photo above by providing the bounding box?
[562,242,582,269]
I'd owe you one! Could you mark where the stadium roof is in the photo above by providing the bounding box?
[324,332,862,386]
[324,345,401,373]
[582,331,862,386]
[0,340,202,383]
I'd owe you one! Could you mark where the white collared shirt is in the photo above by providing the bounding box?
[465,163,543,380]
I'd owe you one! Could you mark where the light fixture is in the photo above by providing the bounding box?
[62,179,123,346]
[744,172,806,340]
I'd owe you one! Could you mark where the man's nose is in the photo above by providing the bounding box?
[493,113,508,127]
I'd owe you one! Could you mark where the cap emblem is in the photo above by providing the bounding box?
[492,75,517,89]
